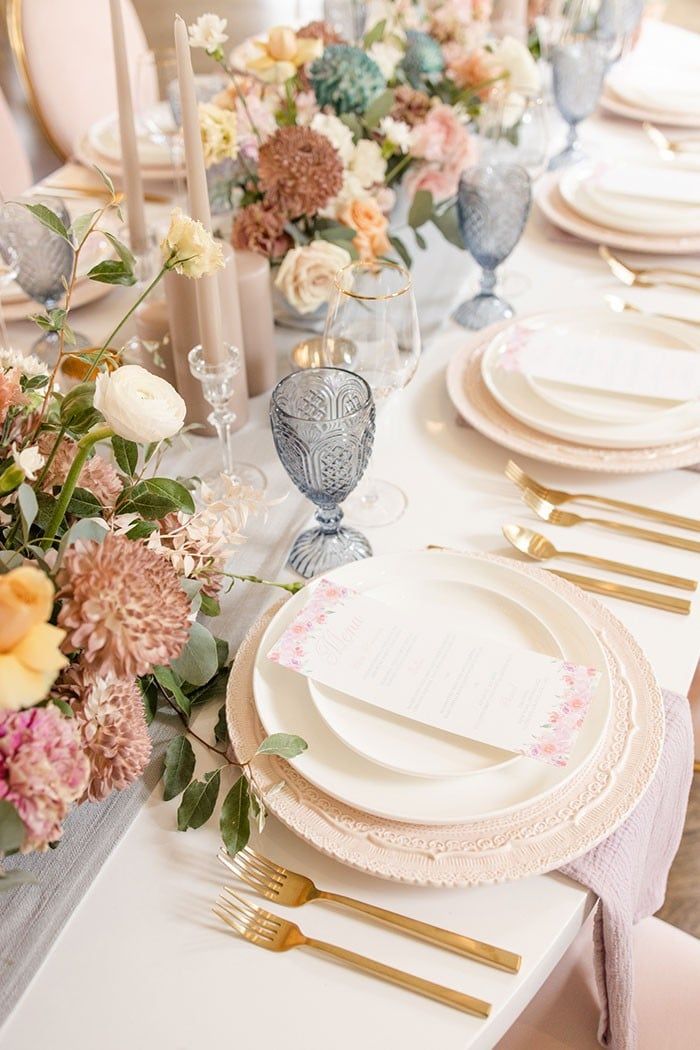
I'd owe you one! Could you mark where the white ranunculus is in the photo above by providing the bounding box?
[378,116,414,154]
[492,35,541,94]
[188,14,228,55]
[199,102,238,167]
[368,39,405,79]
[310,113,355,165]
[350,139,387,189]
[275,242,351,315]
[161,208,225,279]
[94,366,186,444]
[11,444,45,481]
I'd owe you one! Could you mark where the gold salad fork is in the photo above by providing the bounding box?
[523,489,700,554]
[599,246,700,291]
[218,847,520,973]
[213,888,492,1018]
[505,460,700,534]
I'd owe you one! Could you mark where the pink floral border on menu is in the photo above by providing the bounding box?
[521,663,600,767]
[267,579,353,674]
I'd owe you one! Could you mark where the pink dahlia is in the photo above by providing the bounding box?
[57,533,191,678]
[0,705,89,852]
[57,663,152,802]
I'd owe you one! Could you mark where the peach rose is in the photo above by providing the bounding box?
[448,46,504,97]
[0,566,68,710]
[339,198,391,262]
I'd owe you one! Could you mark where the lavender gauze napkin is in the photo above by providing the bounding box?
[560,688,693,1050]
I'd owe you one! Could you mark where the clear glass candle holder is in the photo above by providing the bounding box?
[188,343,265,492]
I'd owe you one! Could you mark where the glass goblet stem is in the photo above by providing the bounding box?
[209,406,237,478]
[480,268,497,296]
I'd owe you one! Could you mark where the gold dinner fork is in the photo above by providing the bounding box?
[218,846,521,972]
[505,460,700,533]
[523,489,700,554]
[213,888,492,1018]
[599,246,700,291]
[643,122,700,156]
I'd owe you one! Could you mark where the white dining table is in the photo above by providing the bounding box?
[2,22,700,1050]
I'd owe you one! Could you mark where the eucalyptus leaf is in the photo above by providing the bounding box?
[408,189,434,229]
[363,17,386,48]
[66,486,103,518]
[177,769,221,831]
[125,520,158,541]
[21,202,71,243]
[118,477,195,519]
[413,228,427,250]
[316,225,356,242]
[215,637,230,669]
[214,704,228,745]
[153,665,191,720]
[139,676,159,725]
[56,518,108,562]
[0,463,25,495]
[431,203,463,249]
[163,736,196,801]
[0,800,26,855]
[219,776,250,855]
[171,621,219,688]
[49,698,74,718]
[92,164,116,197]
[364,88,395,130]
[111,435,138,476]
[69,210,100,247]
[256,733,308,760]
[86,259,136,287]
[101,230,136,273]
[0,550,23,572]
[17,484,38,540]
[388,234,412,269]
[199,592,220,618]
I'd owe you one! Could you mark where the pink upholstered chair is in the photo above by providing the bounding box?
[6,0,150,159]
[497,916,700,1049]
[0,86,32,196]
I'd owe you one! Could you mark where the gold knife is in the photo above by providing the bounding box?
[552,570,691,614]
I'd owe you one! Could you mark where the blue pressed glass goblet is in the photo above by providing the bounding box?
[453,163,532,331]
[270,367,375,579]
[0,198,87,360]
[549,38,609,169]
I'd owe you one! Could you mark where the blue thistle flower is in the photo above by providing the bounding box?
[403,29,445,89]
[309,45,386,115]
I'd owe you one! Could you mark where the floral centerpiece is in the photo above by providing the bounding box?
[187,2,539,318]
[0,181,303,890]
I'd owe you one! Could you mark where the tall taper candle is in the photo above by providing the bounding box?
[108,0,148,253]
[173,14,227,364]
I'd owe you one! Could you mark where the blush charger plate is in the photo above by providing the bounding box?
[226,551,664,887]
[446,324,700,473]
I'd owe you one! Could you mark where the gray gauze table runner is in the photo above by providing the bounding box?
[0,421,310,1025]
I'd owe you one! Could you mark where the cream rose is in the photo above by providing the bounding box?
[199,102,238,168]
[310,113,355,164]
[350,139,387,190]
[492,35,540,94]
[188,13,228,55]
[339,198,390,262]
[275,242,351,315]
[161,208,225,279]
[94,365,186,444]
[0,566,67,710]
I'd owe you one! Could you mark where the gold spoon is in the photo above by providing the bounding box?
[643,122,700,156]
[502,524,697,591]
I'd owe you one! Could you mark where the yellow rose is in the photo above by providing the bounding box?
[246,26,323,84]
[0,566,68,710]
[339,198,391,262]
[161,208,225,279]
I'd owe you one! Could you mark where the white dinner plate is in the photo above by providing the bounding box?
[606,63,700,117]
[308,581,562,778]
[87,108,175,167]
[559,164,700,236]
[481,310,700,449]
[252,552,610,825]
[535,174,700,254]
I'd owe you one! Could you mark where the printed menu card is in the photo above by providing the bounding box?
[498,324,700,403]
[268,580,602,768]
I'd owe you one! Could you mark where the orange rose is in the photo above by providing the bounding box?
[339,198,390,262]
[0,566,67,710]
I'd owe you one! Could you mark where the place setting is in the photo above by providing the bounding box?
[1,2,699,1050]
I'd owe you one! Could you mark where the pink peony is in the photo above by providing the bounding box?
[411,104,475,165]
[0,705,89,852]
[404,163,464,202]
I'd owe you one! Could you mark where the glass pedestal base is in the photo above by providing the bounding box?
[288,524,372,579]
[452,292,514,331]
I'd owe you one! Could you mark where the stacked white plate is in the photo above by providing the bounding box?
[446,309,700,473]
[536,162,700,254]
[226,550,665,885]
[603,62,700,129]
[75,104,184,182]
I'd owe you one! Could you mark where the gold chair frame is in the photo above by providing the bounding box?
[6,0,68,160]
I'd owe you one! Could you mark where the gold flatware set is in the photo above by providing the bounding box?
[643,121,700,157]
[505,460,699,614]
[599,246,700,293]
[214,846,518,1016]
